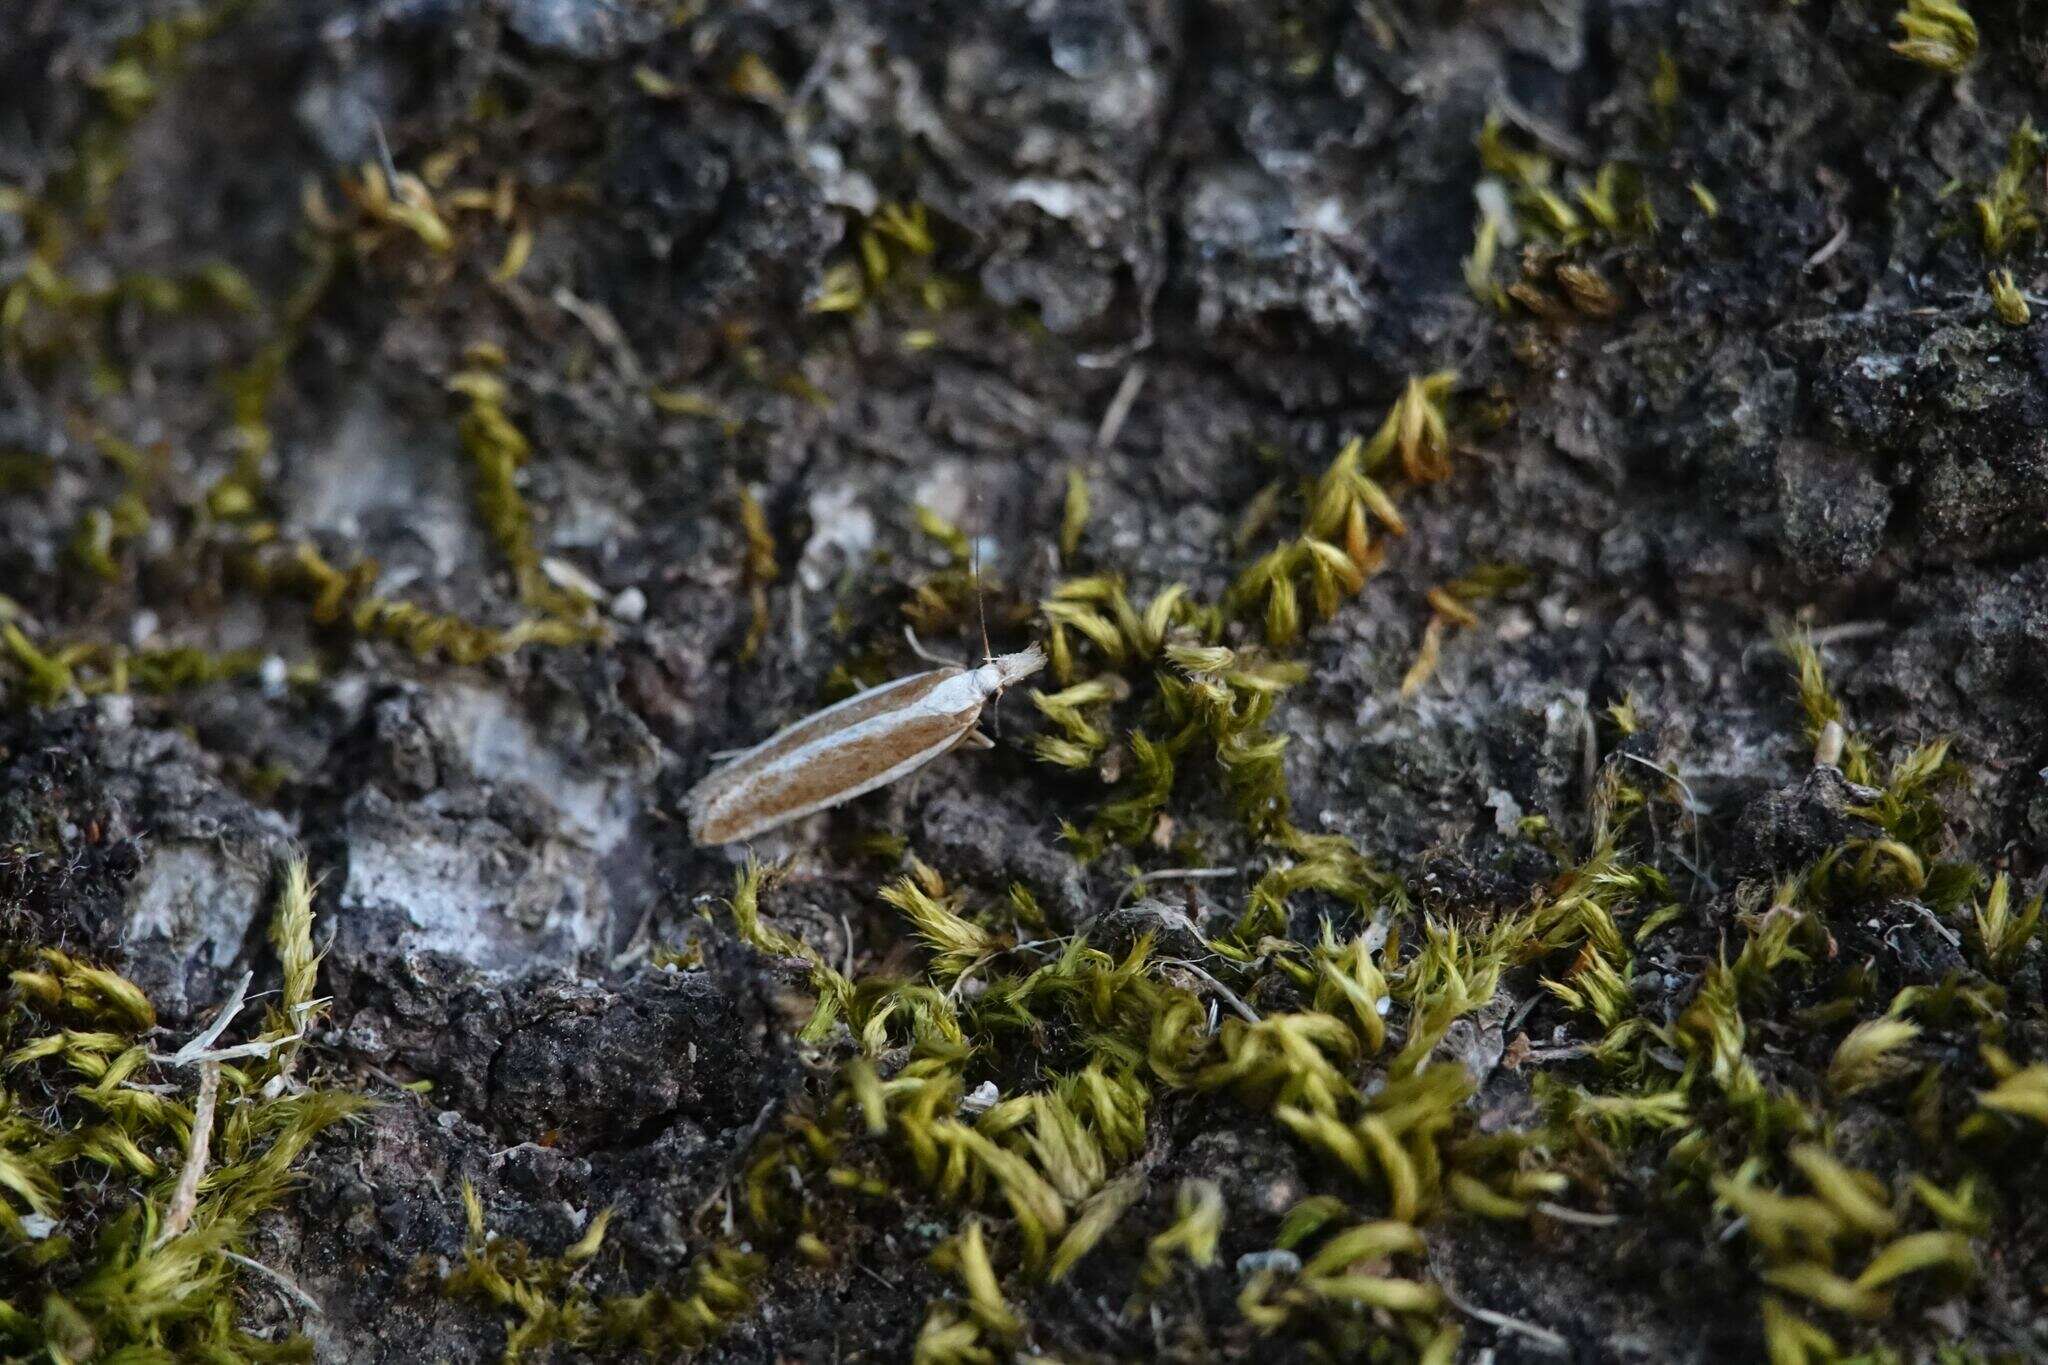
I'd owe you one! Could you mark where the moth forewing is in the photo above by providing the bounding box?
[687,644,1046,845]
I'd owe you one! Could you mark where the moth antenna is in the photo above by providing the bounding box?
[972,474,993,666]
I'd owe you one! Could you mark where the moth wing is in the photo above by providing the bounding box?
[687,670,985,845]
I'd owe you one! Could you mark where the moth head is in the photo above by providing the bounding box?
[981,642,1047,697]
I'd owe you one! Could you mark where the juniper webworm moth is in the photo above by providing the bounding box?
[687,485,1043,845]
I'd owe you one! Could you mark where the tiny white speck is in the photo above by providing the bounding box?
[541,556,605,601]
[1237,1250,1300,1278]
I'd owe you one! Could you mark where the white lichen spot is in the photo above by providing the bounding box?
[797,482,877,592]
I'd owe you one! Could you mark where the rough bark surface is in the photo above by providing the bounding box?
[3,0,2047,1361]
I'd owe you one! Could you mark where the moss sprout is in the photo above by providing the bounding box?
[1987,269,2030,326]
[1972,122,2043,259]
[1890,0,1978,74]
[1059,468,1090,561]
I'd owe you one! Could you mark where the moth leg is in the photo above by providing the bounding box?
[903,625,967,670]
[954,728,995,751]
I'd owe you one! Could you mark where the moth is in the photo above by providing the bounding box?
[687,643,1047,845]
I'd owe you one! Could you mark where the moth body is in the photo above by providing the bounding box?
[687,644,1046,845]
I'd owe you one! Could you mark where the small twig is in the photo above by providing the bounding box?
[151,1031,301,1066]
[365,1065,428,1098]
[1095,362,1147,450]
[1494,91,1592,164]
[1535,1200,1622,1227]
[222,1250,323,1316]
[168,971,253,1065]
[1136,866,1241,884]
[1506,992,1542,1034]
[1620,752,1715,891]
[1620,752,1703,817]
[945,951,1000,1000]
[693,1098,783,1230]
[1437,1278,1571,1355]
[1803,220,1852,271]
[551,287,645,386]
[782,14,846,129]
[903,624,965,669]
[1904,900,1963,948]
[1111,866,1239,914]
[1160,958,1260,1023]
[788,580,809,659]
[155,1060,220,1248]
[1009,934,1078,956]
[1579,703,1599,808]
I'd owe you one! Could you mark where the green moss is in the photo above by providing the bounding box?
[1971,122,2043,259]
[444,1184,767,1363]
[0,859,366,1359]
[677,590,2048,1362]
[807,201,974,325]
[233,536,599,668]
[1890,0,1977,74]
[448,363,597,623]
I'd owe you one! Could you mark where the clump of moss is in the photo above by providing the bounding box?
[808,202,974,337]
[692,607,2043,1362]
[311,153,516,265]
[443,1183,769,1363]
[914,1218,1023,1363]
[1025,375,1484,868]
[0,2,601,715]
[231,534,599,669]
[1,619,279,709]
[1227,372,1460,650]
[1987,270,2030,326]
[448,356,600,624]
[1465,113,1667,318]
[1890,0,1977,75]
[0,857,367,1359]
[1514,632,2033,1356]
[1972,122,2043,259]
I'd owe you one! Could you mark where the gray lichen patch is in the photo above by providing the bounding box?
[124,841,273,1016]
[335,791,611,968]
